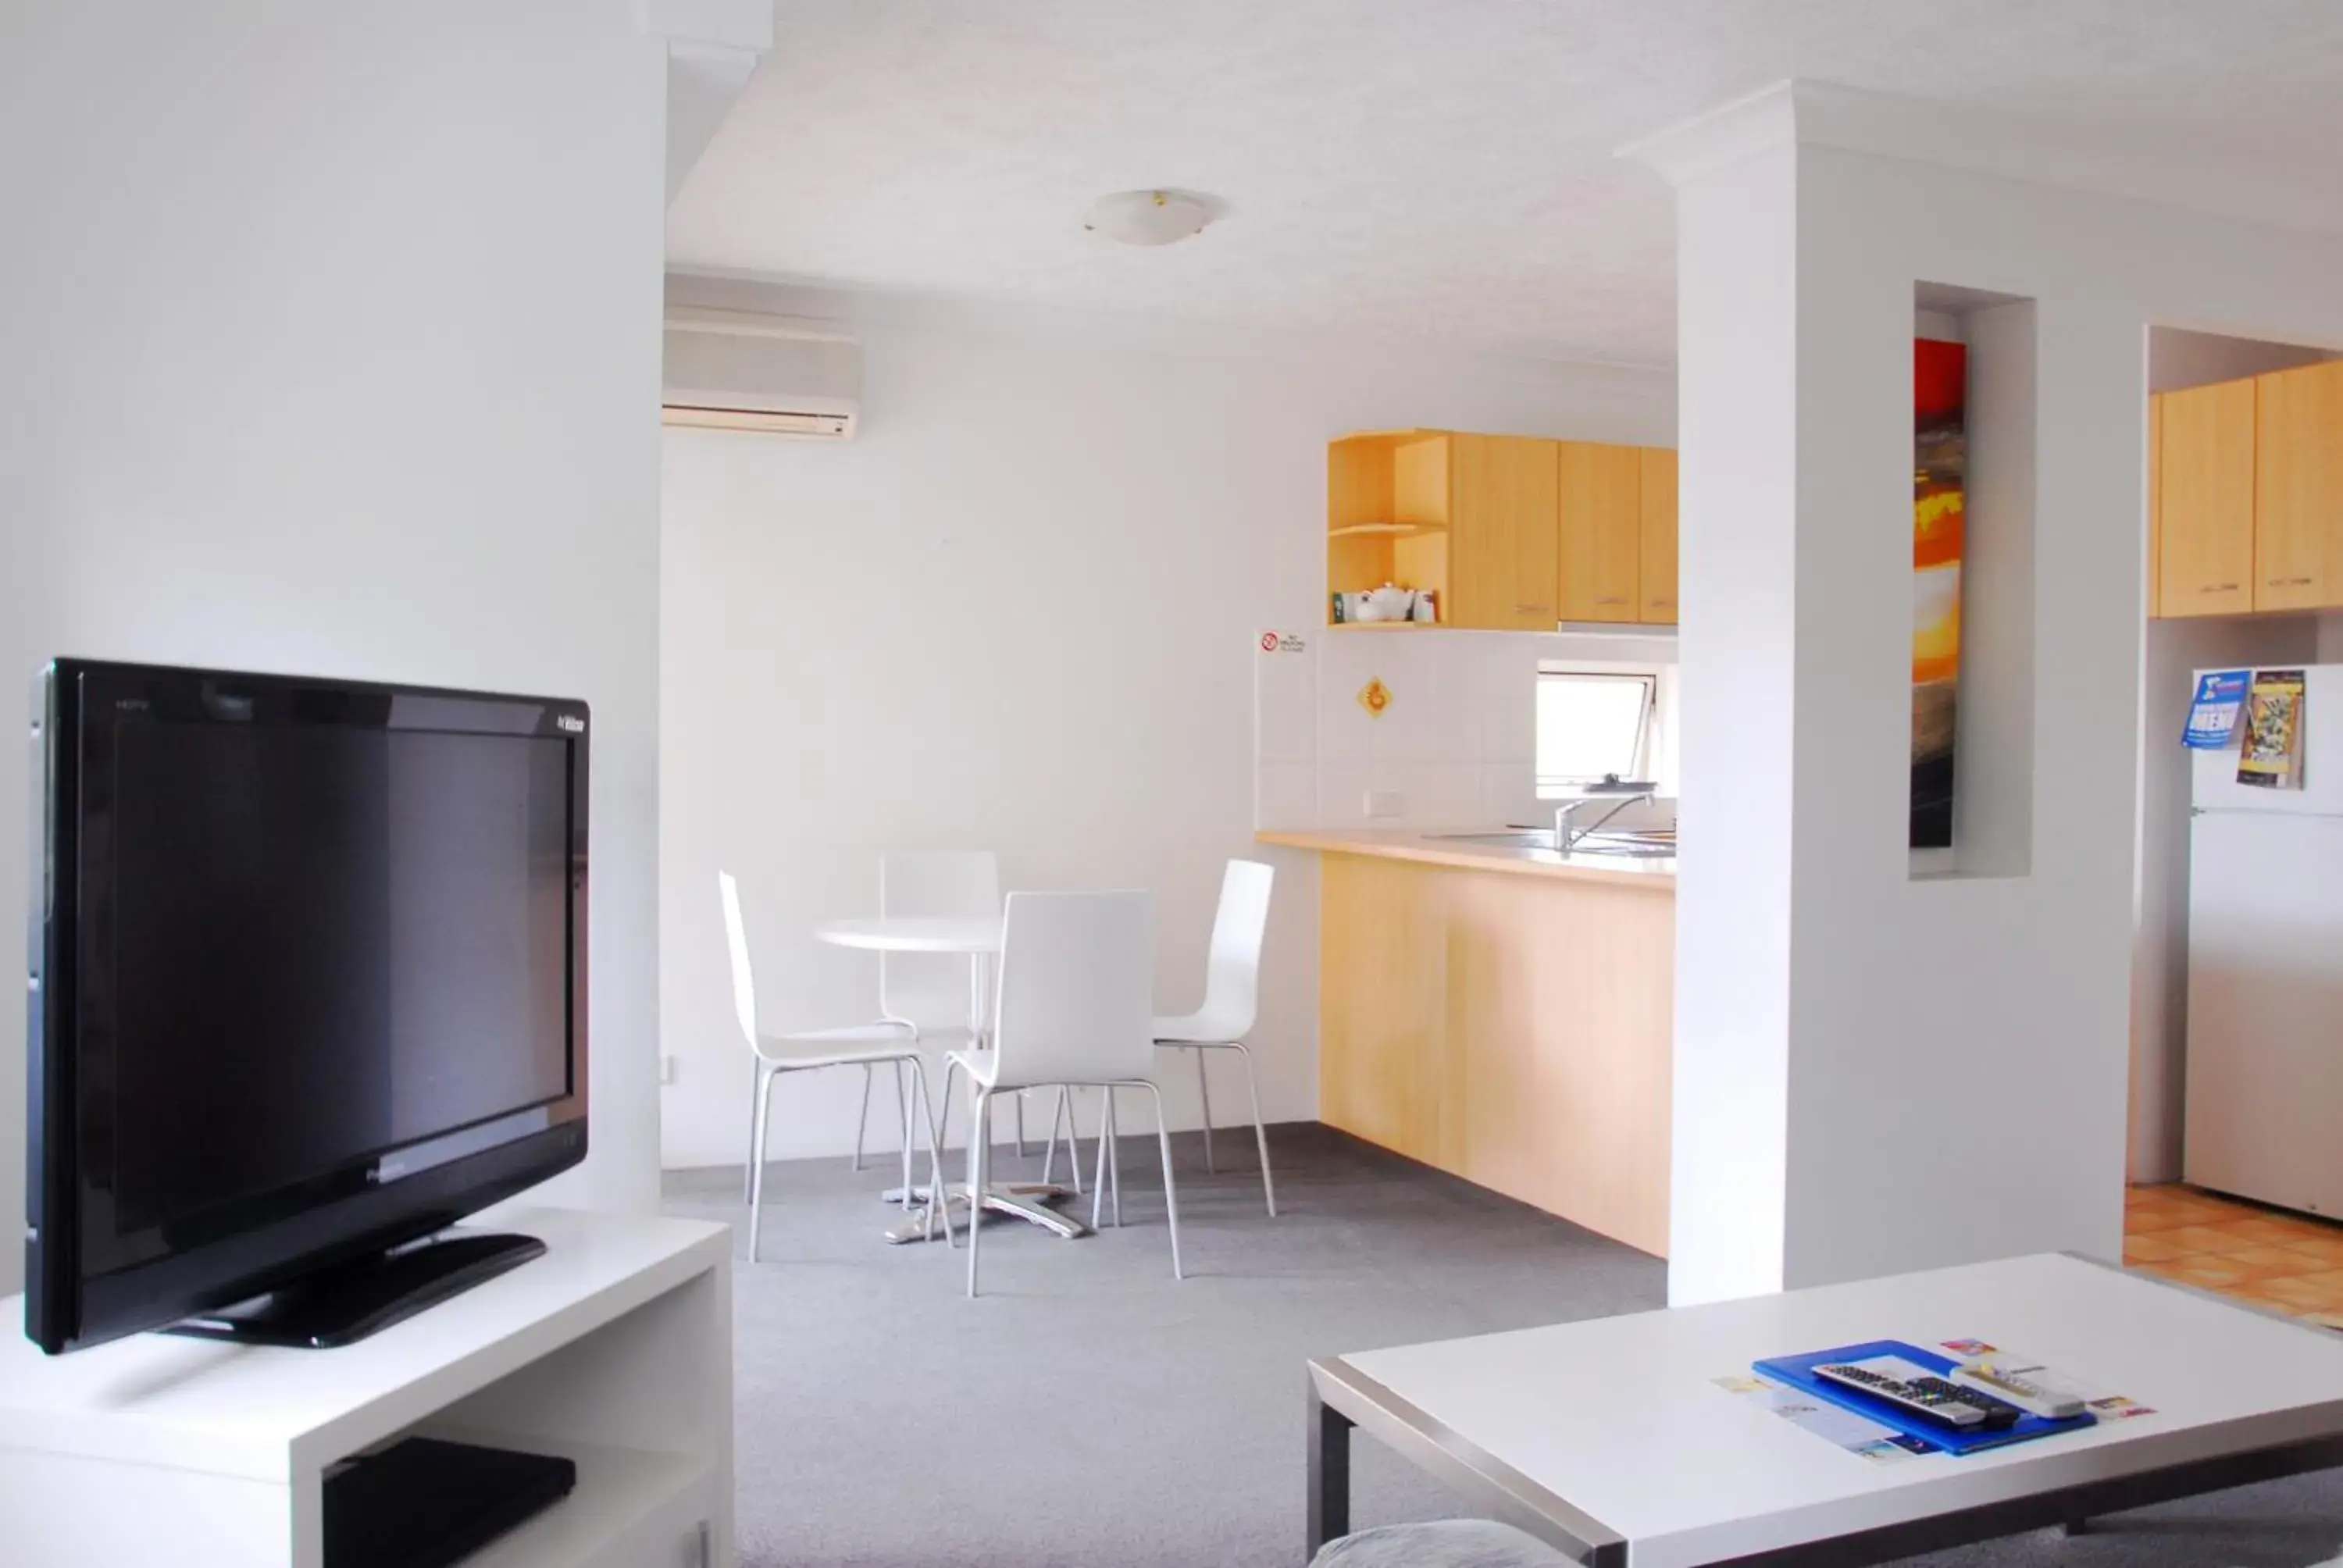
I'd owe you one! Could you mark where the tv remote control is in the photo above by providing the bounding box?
[1951,1364,2087,1420]
[1813,1361,2007,1429]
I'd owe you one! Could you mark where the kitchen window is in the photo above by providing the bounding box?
[1535,668,1660,796]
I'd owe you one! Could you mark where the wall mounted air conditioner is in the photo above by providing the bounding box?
[661,305,861,438]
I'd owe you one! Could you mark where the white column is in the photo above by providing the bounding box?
[1626,84,2188,1303]
[1661,136,1800,1306]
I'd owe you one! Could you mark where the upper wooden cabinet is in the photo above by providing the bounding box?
[1327,429,1675,629]
[1325,429,1559,632]
[2147,394,2163,619]
[1556,441,1643,623]
[1447,433,1560,630]
[2255,361,2343,613]
[1637,447,1679,625]
[2156,380,2256,618]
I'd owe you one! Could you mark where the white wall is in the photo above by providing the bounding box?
[1651,89,2343,1305]
[0,1,672,1292]
[658,280,1675,1168]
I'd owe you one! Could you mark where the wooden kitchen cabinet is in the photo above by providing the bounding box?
[2148,394,2163,618]
[1325,429,1558,630]
[1446,433,1559,630]
[2255,361,2343,613]
[1327,429,1674,630]
[1315,849,1673,1256]
[1557,440,1643,623]
[2156,378,2256,618]
[1637,446,1678,625]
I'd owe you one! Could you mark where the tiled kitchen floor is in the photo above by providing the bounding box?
[2127,1182,2343,1327]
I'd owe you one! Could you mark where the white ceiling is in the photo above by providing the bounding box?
[665,2,2343,367]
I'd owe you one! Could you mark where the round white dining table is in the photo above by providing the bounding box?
[811,914,1086,1245]
[811,916,1003,954]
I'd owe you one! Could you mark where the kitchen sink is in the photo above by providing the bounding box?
[1432,829,1676,859]
[1570,835,1677,858]
[1434,830,1564,850]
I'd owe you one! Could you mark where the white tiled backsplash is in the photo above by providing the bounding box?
[1254,629,1542,831]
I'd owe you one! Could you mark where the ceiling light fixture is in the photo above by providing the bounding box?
[1083,188,1214,247]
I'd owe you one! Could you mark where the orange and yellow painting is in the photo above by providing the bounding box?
[1912,337,1967,850]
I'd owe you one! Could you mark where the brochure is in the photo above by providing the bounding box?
[1935,1339,2157,1424]
[2183,669,2249,750]
[1721,1338,2154,1463]
[1710,1374,1931,1464]
[2237,668,2307,789]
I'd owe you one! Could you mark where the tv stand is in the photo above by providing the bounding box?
[0,1209,732,1568]
[164,1231,548,1349]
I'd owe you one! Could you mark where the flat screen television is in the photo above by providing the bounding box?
[26,660,589,1354]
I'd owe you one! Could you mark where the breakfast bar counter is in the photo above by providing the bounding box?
[1254,829,1675,887]
[1260,829,1674,1256]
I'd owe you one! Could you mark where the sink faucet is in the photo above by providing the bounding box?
[1553,787,1656,853]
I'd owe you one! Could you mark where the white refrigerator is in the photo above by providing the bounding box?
[2185,664,2343,1217]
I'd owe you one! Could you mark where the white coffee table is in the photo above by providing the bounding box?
[812,916,1087,1245]
[1307,1253,2343,1567]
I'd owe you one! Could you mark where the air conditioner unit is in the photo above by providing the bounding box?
[661,305,861,438]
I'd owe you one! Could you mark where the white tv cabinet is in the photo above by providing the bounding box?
[0,1208,732,1568]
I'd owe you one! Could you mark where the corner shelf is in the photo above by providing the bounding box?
[1328,521,1448,540]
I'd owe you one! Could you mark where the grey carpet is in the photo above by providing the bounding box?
[661,1123,2343,1568]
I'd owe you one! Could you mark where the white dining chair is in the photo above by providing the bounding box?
[877,848,1054,1165]
[942,890,1175,1298]
[722,871,943,1262]
[1152,859,1278,1216]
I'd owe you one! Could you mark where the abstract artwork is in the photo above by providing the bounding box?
[1911,337,1967,850]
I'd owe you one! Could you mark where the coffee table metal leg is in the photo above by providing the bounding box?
[1307,1381,1353,1562]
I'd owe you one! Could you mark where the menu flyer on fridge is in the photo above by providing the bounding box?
[2237,668,2307,789]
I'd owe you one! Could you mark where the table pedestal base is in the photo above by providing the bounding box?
[880,1182,1089,1245]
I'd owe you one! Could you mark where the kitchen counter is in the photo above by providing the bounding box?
[1254,828,1675,889]
[1262,826,1674,1256]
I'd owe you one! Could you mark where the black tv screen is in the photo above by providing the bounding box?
[27,661,590,1353]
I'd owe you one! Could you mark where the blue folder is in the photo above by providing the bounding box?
[1753,1340,2095,1456]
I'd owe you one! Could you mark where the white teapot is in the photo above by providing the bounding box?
[1358,584,1417,622]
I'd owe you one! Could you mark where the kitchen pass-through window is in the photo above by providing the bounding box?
[1535,668,1663,796]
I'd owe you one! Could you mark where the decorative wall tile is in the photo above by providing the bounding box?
[1367,633,1439,767]
[1317,633,1376,764]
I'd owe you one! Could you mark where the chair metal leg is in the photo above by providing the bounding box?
[1107,1087,1123,1228]
[1090,1091,1110,1231]
[1015,1092,1028,1159]
[748,1064,779,1263]
[1039,1085,1080,1195]
[935,1057,962,1248]
[1195,1048,1216,1174]
[1228,1040,1277,1217]
[906,1057,945,1244]
[744,1058,763,1203]
[967,1089,992,1298]
[1039,1086,1061,1185]
[851,1063,873,1171]
[893,1060,914,1208]
[1141,1080,1183,1281]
